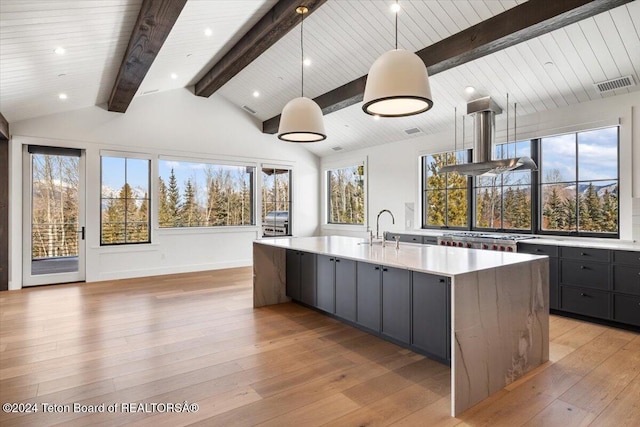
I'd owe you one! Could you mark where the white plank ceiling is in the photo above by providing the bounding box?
[1,0,639,158]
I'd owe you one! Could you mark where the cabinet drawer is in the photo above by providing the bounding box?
[612,265,640,296]
[561,246,610,262]
[613,250,640,266]
[518,243,558,257]
[613,294,640,326]
[560,260,609,290]
[560,286,609,319]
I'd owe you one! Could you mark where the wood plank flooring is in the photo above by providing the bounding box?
[0,267,638,426]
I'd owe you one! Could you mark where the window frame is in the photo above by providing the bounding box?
[100,151,152,246]
[157,156,257,229]
[472,141,534,234]
[261,164,293,237]
[421,149,472,230]
[536,127,620,238]
[326,163,366,226]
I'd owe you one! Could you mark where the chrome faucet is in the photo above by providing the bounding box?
[376,209,395,240]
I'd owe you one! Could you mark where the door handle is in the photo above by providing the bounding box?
[77,226,85,240]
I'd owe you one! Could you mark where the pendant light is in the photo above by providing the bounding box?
[278,6,326,142]
[362,0,433,117]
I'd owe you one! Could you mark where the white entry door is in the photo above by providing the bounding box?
[22,145,86,286]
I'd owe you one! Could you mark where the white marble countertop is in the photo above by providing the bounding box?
[387,229,640,252]
[256,236,547,277]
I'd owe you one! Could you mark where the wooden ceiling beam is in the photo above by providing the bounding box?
[108,0,188,113]
[194,0,328,98]
[0,113,9,141]
[263,0,632,134]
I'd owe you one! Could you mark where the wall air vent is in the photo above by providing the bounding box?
[594,75,636,93]
[331,146,343,152]
[403,127,423,136]
[242,105,257,115]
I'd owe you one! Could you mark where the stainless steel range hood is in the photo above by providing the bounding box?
[439,97,537,176]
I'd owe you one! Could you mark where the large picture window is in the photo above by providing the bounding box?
[327,164,365,225]
[540,127,618,235]
[158,159,254,228]
[101,155,151,245]
[475,141,532,231]
[422,150,469,228]
[261,167,291,236]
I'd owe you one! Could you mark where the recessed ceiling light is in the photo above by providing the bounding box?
[390,3,401,13]
[544,61,554,68]
[464,86,475,94]
[303,58,311,67]
[54,47,66,55]
[170,73,178,80]
[253,91,260,98]
[204,27,213,37]
[58,93,68,100]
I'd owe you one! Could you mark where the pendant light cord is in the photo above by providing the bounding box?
[395,0,398,50]
[301,10,305,98]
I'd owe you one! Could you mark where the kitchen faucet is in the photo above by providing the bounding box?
[376,209,395,240]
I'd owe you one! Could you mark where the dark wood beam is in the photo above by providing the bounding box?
[263,0,632,134]
[194,0,328,98]
[0,112,9,141]
[108,0,188,113]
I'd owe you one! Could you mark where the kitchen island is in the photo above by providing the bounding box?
[253,236,549,416]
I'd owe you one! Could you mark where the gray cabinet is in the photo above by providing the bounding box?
[560,286,610,319]
[412,272,450,361]
[317,255,335,313]
[316,255,357,319]
[519,243,559,309]
[613,294,640,326]
[560,260,609,290]
[286,250,316,306]
[335,258,357,322]
[356,262,382,331]
[381,267,411,343]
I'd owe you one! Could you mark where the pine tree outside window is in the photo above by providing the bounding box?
[327,165,365,225]
[158,159,255,228]
[100,155,151,245]
[422,150,470,228]
[540,127,618,235]
[475,141,532,231]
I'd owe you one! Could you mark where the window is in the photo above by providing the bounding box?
[261,167,291,236]
[422,150,469,228]
[101,155,151,245]
[540,127,618,235]
[475,141,532,231]
[327,165,365,225]
[158,159,255,228]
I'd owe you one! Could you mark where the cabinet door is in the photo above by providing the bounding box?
[316,255,335,313]
[382,267,411,344]
[412,272,450,361]
[285,250,300,300]
[356,262,382,331]
[299,252,317,306]
[335,258,357,322]
[613,294,640,326]
[613,265,640,296]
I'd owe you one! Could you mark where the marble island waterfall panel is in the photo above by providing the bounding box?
[452,258,549,416]
[253,243,288,307]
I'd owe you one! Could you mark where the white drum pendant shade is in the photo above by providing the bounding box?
[278,96,326,142]
[362,49,433,117]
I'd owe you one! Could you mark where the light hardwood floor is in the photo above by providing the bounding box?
[0,267,638,426]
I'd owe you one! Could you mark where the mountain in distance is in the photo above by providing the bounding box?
[101,185,148,209]
[562,182,618,197]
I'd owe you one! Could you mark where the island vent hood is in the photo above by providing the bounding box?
[439,96,537,177]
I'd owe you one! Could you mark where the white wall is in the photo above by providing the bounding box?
[8,88,320,289]
[321,91,640,242]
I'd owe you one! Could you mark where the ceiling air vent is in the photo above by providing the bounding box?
[242,105,257,115]
[594,75,636,93]
[331,146,343,152]
[403,127,423,136]
[141,89,159,95]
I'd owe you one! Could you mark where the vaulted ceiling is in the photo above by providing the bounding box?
[1,0,639,157]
